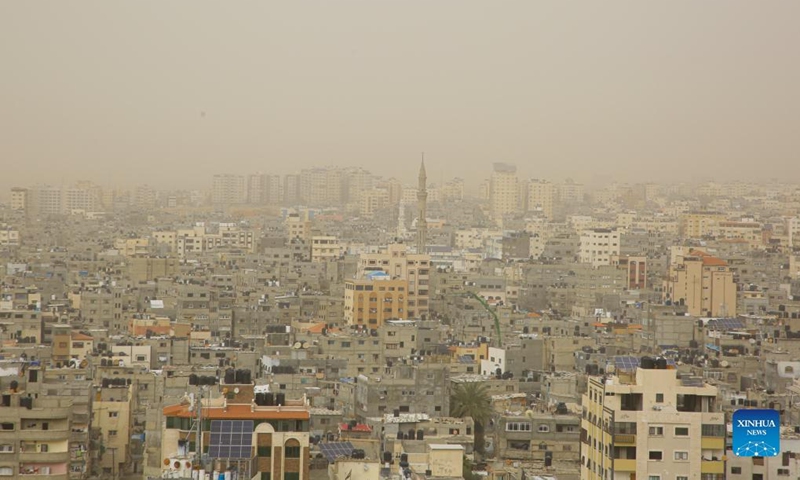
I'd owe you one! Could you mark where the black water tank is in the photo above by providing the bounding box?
[265,393,274,406]
[9,381,18,392]
[243,369,252,384]
[640,357,655,369]
[655,357,668,370]
[224,368,235,384]
[396,431,403,439]
[408,429,416,440]
[276,393,286,406]
[417,429,424,440]
[400,454,408,463]
[383,452,392,463]
[394,409,400,417]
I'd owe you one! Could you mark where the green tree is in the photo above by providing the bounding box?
[450,382,491,456]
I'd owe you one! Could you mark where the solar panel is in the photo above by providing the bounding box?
[208,420,254,459]
[318,442,355,462]
[613,356,676,371]
[708,318,745,331]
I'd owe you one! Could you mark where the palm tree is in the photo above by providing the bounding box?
[450,381,491,457]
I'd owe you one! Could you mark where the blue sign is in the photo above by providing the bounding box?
[732,409,780,457]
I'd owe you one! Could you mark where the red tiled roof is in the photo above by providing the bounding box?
[71,332,93,341]
[339,423,372,433]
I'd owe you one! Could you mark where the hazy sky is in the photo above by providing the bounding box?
[2,1,800,193]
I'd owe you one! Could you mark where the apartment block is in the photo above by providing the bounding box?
[663,248,737,317]
[580,361,725,480]
[579,229,621,267]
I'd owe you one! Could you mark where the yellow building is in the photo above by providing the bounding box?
[679,211,726,239]
[663,248,736,317]
[93,384,133,478]
[344,274,408,328]
[489,163,519,224]
[581,359,725,480]
[114,237,150,256]
[357,243,430,319]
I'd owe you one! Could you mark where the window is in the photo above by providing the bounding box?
[284,473,300,480]
[674,427,689,437]
[730,467,741,475]
[261,473,271,480]
[108,412,118,418]
[777,469,789,476]
[701,424,725,437]
[285,446,300,458]
[538,424,550,433]
[648,476,660,480]
[677,477,688,480]
[649,426,664,436]
[257,447,272,457]
[649,451,663,461]
[674,451,688,461]
[506,422,532,432]
[0,445,12,453]
[0,467,11,476]
[109,430,118,437]
[655,393,664,403]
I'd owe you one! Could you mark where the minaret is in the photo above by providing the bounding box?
[416,156,428,254]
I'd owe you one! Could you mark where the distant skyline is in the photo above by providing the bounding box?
[2,1,800,194]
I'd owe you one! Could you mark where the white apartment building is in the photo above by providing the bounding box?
[579,228,620,267]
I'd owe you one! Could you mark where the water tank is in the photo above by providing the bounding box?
[655,357,668,370]
[265,393,274,406]
[640,357,655,369]
[383,452,392,463]
[276,393,286,406]
[417,429,424,440]
[224,369,235,384]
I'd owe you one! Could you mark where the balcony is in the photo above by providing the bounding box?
[701,460,724,474]
[19,451,71,463]
[701,437,724,449]
[615,434,636,445]
[613,459,636,471]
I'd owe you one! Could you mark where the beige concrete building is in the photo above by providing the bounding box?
[93,383,133,478]
[663,248,737,317]
[114,237,150,256]
[526,179,557,221]
[579,228,621,267]
[581,364,725,480]
[679,211,726,239]
[311,236,341,263]
[10,187,28,212]
[489,163,519,223]
[212,174,247,205]
[344,274,408,328]
[357,243,431,319]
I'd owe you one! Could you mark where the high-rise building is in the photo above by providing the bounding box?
[357,243,430,319]
[283,174,301,205]
[581,361,725,480]
[527,179,556,220]
[663,247,736,317]
[211,174,246,205]
[416,160,428,254]
[489,163,518,223]
[344,273,408,328]
[10,187,28,212]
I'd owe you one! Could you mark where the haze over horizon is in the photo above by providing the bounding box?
[2,1,800,193]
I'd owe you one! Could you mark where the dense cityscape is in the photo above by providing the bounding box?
[1,163,799,480]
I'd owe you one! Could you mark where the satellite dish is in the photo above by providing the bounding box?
[234,387,240,394]
[293,342,302,349]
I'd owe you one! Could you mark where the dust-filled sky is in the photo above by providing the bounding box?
[1,1,799,193]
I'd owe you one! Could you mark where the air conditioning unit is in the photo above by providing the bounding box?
[652,406,662,411]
